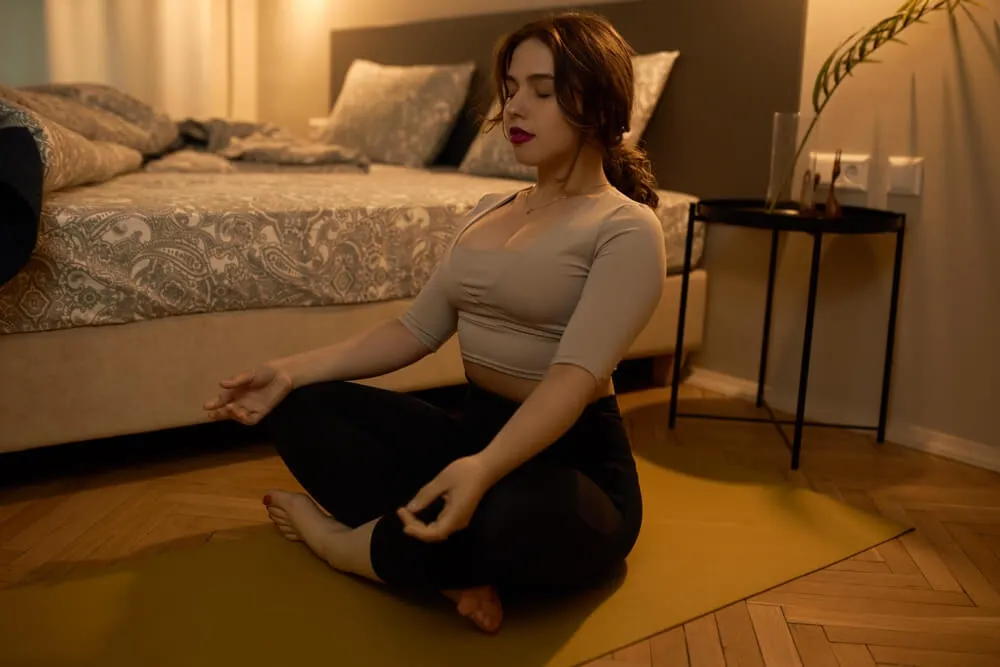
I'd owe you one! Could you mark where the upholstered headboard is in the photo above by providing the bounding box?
[329,0,808,199]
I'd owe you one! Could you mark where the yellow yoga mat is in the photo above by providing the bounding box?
[0,447,909,667]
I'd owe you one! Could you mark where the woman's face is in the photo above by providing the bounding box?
[502,38,579,168]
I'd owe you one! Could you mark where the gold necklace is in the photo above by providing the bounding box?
[522,183,613,215]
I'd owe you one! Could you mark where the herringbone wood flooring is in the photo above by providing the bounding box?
[2,379,999,666]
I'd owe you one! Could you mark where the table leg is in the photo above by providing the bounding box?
[669,203,697,429]
[878,223,906,443]
[792,232,824,469]
[757,228,780,407]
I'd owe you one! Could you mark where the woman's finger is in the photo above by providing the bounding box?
[231,404,257,425]
[399,506,450,543]
[397,507,433,535]
[425,504,459,540]
[204,386,238,410]
[401,516,443,542]
[204,393,227,410]
[220,369,254,389]
[405,478,444,515]
[397,507,419,529]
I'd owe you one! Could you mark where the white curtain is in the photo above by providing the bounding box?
[43,0,257,121]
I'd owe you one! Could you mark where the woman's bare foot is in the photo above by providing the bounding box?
[265,489,383,581]
[443,586,504,634]
[263,489,349,546]
[265,489,503,632]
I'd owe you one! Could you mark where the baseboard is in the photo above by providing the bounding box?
[686,368,759,404]
[686,367,1000,474]
[887,423,1000,474]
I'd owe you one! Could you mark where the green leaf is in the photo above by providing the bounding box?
[812,29,861,112]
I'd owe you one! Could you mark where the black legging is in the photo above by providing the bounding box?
[260,378,643,596]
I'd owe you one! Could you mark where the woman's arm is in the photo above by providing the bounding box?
[272,259,459,388]
[270,317,434,389]
[475,363,598,484]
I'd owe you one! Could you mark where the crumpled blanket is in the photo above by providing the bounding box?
[144,118,370,174]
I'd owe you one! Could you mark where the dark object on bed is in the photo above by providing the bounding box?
[328,0,808,200]
[150,117,371,172]
[175,118,279,153]
[0,126,43,287]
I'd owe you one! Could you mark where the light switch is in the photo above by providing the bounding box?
[807,152,871,192]
[888,156,924,196]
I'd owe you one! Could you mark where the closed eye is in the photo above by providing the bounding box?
[504,85,554,99]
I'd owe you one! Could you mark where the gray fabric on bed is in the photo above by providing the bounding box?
[23,82,180,156]
[0,166,703,335]
[0,85,372,196]
[167,118,371,172]
[0,94,143,194]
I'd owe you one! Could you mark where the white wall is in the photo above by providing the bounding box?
[255,0,630,133]
[694,0,1000,468]
[39,0,256,120]
[0,0,49,86]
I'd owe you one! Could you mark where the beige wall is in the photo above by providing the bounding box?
[695,0,1000,460]
[256,0,628,134]
[230,0,259,120]
[0,0,49,86]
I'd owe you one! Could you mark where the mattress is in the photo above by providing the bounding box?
[0,165,704,335]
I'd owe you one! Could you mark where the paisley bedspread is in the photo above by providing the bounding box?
[0,165,703,335]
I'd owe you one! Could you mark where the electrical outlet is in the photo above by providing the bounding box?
[807,152,872,192]
[888,156,924,196]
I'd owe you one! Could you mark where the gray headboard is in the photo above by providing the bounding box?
[329,0,808,199]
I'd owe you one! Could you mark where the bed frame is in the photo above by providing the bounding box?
[0,0,807,454]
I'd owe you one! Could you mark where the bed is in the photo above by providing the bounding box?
[0,161,705,453]
[0,0,811,454]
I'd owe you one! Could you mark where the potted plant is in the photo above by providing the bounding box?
[766,0,979,216]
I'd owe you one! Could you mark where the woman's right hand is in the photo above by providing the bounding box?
[203,363,294,425]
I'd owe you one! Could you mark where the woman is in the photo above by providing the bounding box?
[204,11,665,634]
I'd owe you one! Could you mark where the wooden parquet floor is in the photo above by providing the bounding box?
[2,381,999,666]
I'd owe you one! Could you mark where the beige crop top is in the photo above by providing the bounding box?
[398,188,667,383]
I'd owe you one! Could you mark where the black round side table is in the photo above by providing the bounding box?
[667,198,907,470]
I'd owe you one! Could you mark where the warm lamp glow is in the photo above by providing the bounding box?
[291,0,329,14]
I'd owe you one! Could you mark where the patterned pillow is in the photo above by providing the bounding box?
[458,50,680,181]
[0,97,142,194]
[0,85,157,155]
[316,58,475,167]
[24,82,180,155]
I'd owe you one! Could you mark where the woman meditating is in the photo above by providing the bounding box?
[204,11,666,634]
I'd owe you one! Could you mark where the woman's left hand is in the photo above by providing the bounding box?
[398,455,493,542]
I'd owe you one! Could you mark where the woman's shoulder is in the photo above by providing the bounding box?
[594,190,664,242]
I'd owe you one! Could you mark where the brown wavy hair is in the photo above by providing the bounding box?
[484,11,659,209]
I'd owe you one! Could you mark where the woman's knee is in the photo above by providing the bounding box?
[474,466,625,589]
[479,465,622,534]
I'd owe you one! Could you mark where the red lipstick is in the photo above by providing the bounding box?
[509,127,534,145]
